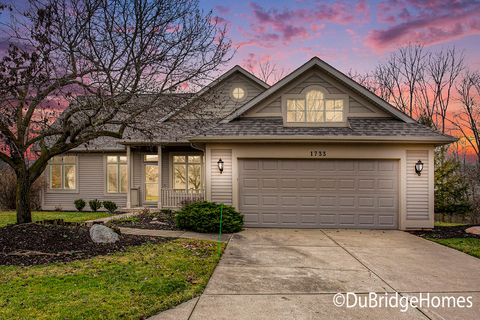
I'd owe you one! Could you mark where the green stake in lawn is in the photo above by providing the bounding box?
[218,203,223,258]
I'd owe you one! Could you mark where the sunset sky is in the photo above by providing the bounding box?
[201,0,480,76]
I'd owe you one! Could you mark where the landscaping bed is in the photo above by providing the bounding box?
[409,224,480,239]
[410,224,480,259]
[109,209,180,231]
[0,223,169,266]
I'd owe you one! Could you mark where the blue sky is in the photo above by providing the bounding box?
[200,0,480,75]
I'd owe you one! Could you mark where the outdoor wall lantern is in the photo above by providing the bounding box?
[217,158,224,174]
[415,160,424,176]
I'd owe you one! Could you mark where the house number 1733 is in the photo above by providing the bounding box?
[310,150,327,157]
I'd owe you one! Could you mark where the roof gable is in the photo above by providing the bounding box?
[160,65,269,122]
[222,57,415,124]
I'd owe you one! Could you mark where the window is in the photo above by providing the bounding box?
[106,156,127,193]
[231,86,246,101]
[144,154,159,202]
[173,155,202,190]
[49,156,76,190]
[144,154,159,162]
[285,88,345,124]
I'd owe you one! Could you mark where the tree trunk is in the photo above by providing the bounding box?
[16,173,32,224]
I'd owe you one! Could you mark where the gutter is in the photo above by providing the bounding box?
[189,135,457,145]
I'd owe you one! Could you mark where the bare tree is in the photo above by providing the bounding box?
[428,48,464,133]
[372,44,426,117]
[246,59,286,85]
[451,70,480,167]
[357,44,463,133]
[0,0,231,223]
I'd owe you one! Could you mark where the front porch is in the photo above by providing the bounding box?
[124,144,206,210]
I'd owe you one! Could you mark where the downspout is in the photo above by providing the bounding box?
[190,142,205,152]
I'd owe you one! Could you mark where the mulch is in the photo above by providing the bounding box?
[0,223,172,266]
[110,211,180,231]
[409,225,480,239]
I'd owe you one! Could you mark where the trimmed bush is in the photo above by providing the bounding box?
[74,199,86,212]
[175,201,243,233]
[88,199,102,212]
[103,201,118,214]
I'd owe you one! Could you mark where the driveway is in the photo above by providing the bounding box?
[154,229,480,320]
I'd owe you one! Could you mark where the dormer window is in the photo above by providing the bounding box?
[283,86,348,126]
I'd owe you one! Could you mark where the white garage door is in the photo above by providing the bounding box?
[239,159,399,229]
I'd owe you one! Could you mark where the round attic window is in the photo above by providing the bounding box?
[231,86,246,101]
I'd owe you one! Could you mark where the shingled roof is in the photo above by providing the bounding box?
[190,117,456,144]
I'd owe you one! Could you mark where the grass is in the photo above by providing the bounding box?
[434,221,467,227]
[0,238,223,319]
[0,211,113,227]
[429,237,480,259]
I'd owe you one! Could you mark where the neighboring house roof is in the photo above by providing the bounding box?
[222,57,416,124]
[190,118,456,144]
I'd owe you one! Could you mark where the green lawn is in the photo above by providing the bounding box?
[0,211,113,227]
[0,239,222,319]
[429,238,480,259]
[434,221,467,227]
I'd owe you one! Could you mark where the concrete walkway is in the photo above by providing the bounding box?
[151,228,480,320]
[119,227,233,242]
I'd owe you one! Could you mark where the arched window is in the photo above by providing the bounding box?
[285,87,345,124]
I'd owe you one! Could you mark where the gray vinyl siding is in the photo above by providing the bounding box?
[244,69,389,118]
[406,150,430,220]
[42,153,127,211]
[210,149,232,205]
[161,151,170,189]
[171,71,266,120]
[132,152,142,189]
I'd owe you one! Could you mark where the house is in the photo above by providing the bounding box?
[41,57,455,230]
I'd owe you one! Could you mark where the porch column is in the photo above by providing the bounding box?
[126,145,131,209]
[157,146,162,209]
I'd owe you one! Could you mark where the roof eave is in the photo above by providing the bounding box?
[189,135,456,145]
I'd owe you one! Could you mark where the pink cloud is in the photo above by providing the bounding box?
[368,0,480,50]
[238,1,369,48]
[215,5,230,15]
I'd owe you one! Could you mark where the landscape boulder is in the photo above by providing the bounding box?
[89,224,120,244]
[465,226,480,235]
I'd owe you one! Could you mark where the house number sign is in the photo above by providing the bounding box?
[310,150,327,157]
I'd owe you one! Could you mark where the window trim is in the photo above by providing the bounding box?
[105,155,128,194]
[230,84,247,102]
[281,85,349,127]
[47,155,78,193]
[170,153,204,191]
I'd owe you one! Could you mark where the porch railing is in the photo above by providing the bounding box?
[161,188,205,208]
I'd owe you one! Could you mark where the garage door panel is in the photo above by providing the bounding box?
[280,178,297,189]
[336,160,355,171]
[239,159,398,229]
[358,179,375,190]
[358,214,375,226]
[378,179,394,189]
[319,179,337,190]
[261,160,278,170]
[358,197,375,208]
[379,161,395,171]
